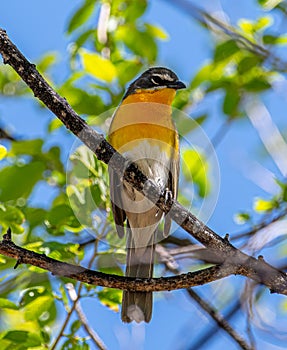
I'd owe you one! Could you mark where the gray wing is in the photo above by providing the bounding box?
[109,167,126,238]
[163,144,180,237]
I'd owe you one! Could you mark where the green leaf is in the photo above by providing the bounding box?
[263,34,287,45]
[0,298,18,310]
[9,139,43,156]
[244,78,271,91]
[67,0,96,34]
[58,84,106,115]
[234,212,251,225]
[24,207,46,230]
[145,23,169,40]
[223,88,241,116]
[80,50,117,83]
[190,64,212,89]
[46,204,82,234]
[175,112,207,136]
[0,161,45,201]
[214,40,239,63]
[238,56,261,74]
[36,52,57,73]
[48,118,63,132]
[120,0,147,21]
[0,205,25,234]
[2,330,42,347]
[98,287,122,312]
[115,24,157,62]
[70,320,82,333]
[116,60,142,86]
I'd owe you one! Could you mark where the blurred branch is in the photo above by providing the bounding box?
[246,97,287,176]
[0,127,16,141]
[186,289,251,350]
[234,206,287,241]
[165,0,287,72]
[1,28,287,296]
[156,245,251,350]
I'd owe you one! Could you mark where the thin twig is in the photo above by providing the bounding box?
[67,283,107,350]
[186,289,252,350]
[189,300,242,350]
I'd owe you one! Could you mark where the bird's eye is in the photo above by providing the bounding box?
[151,76,163,85]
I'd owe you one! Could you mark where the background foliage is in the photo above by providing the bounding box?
[1,0,287,349]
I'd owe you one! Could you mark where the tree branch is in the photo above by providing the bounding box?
[165,0,287,72]
[0,28,287,295]
[0,232,235,292]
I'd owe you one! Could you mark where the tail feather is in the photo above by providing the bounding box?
[121,228,155,323]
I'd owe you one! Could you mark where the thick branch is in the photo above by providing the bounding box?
[0,234,234,292]
[0,28,287,295]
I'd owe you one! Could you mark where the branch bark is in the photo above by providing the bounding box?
[0,28,287,295]
[0,232,235,292]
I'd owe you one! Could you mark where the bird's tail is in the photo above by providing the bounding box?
[121,228,155,323]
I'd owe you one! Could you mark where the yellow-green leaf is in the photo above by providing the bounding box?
[253,198,273,212]
[80,50,117,83]
[0,145,7,160]
[145,24,169,40]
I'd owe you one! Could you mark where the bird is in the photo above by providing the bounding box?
[108,67,185,323]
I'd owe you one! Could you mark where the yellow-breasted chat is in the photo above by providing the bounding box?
[108,67,185,323]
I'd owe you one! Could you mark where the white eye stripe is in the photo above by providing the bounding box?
[152,73,174,82]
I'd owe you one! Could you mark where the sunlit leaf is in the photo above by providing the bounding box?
[81,50,117,83]
[0,145,7,160]
[23,295,54,323]
[181,149,210,197]
[253,198,274,212]
[145,23,169,40]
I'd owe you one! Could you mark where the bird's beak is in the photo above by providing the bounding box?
[168,80,186,90]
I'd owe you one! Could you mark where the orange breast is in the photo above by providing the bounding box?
[108,88,178,154]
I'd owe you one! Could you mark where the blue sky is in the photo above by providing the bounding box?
[1,1,287,349]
